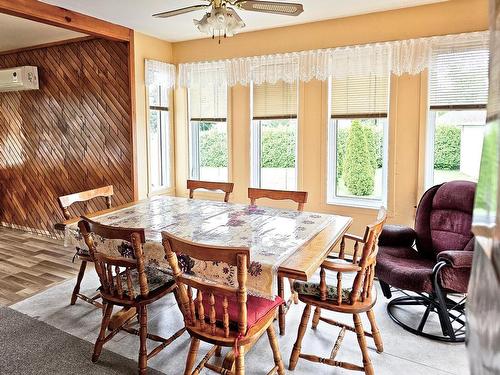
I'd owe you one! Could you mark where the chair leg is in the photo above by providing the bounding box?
[267,324,285,375]
[366,309,383,353]
[311,307,321,329]
[379,280,392,299]
[289,304,311,371]
[215,345,222,357]
[138,305,148,375]
[184,338,200,375]
[92,302,113,362]
[71,260,87,305]
[353,313,374,375]
[235,346,245,375]
[289,278,299,304]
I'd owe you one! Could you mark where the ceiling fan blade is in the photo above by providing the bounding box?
[234,1,303,16]
[153,5,207,18]
[227,7,245,23]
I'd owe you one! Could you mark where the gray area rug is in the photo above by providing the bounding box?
[0,306,165,375]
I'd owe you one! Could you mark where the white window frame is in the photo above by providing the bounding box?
[424,107,487,188]
[250,82,299,191]
[187,88,229,183]
[146,83,173,195]
[424,109,437,188]
[326,78,389,209]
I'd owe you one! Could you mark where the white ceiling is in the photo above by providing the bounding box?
[40,0,447,42]
[0,13,86,53]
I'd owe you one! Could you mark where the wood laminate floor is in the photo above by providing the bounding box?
[0,227,80,306]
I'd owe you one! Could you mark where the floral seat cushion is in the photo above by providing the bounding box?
[293,260,357,302]
[118,266,174,297]
[75,246,90,257]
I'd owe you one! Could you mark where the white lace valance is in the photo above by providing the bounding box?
[178,31,489,88]
[145,59,176,89]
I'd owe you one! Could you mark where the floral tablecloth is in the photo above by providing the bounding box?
[65,196,344,299]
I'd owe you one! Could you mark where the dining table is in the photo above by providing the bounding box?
[56,195,352,351]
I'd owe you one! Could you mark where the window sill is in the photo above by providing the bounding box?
[327,197,386,210]
[149,187,175,197]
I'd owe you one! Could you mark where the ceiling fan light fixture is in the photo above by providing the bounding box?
[194,6,245,40]
[155,0,304,41]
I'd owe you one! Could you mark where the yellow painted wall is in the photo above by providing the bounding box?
[167,0,488,235]
[133,31,174,199]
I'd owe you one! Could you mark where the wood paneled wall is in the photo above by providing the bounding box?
[0,38,133,235]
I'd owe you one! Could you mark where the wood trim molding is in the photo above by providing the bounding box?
[0,0,132,41]
[0,36,95,56]
[129,31,139,201]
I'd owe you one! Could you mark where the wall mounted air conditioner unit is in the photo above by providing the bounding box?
[0,66,39,92]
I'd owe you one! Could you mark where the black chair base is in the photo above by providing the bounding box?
[386,292,466,343]
[380,260,467,343]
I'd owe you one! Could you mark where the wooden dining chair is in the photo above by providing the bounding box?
[248,187,308,334]
[289,208,387,375]
[57,185,114,307]
[187,180,235,202]
[79,217,185,375]
[162,231,285,375]
[248,187,308,211]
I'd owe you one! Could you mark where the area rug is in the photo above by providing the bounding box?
[0,306,165,375]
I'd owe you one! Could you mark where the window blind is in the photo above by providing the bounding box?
[429,40,489,109]
[330,74,389,118]
[189,84,227,121]
[253,81,298,120]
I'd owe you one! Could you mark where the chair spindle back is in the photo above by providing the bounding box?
[162,232,250,337]
[78,217,149,301]
[321,207,387,305]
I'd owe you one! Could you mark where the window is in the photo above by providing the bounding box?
[426,41,489,186]
[251,81,298,190]
[148,83,171,192]
[189,84,229,182]
[327,74,390,208]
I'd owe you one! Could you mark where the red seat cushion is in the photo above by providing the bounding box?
[197,294,283,330]
[376,246,435,293]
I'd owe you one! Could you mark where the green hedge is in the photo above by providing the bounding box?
[261,127,296,168]
[336,127,348,180]
[342,120,376,196]
[198,122,462,182]
[200,129,228,167]
[337,121,382,182]
[434,124,461,170]
[198,124,296,168]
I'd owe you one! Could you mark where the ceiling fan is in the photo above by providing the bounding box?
[153,0,304,41]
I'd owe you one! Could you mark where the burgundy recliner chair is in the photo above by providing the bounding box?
[376,180,476,342]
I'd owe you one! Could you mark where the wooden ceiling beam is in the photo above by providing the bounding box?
[0,0,132,42]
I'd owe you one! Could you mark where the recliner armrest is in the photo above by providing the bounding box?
[378,225,416,247]
[437,250,474,269]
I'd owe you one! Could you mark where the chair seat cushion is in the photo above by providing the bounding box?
[76,246,90,257]
[293,260,357,302]
[118,267,174,297]
[197,293,283,331]
[376,246,435,293]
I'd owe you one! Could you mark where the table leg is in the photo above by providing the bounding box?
[278,276,286,336]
